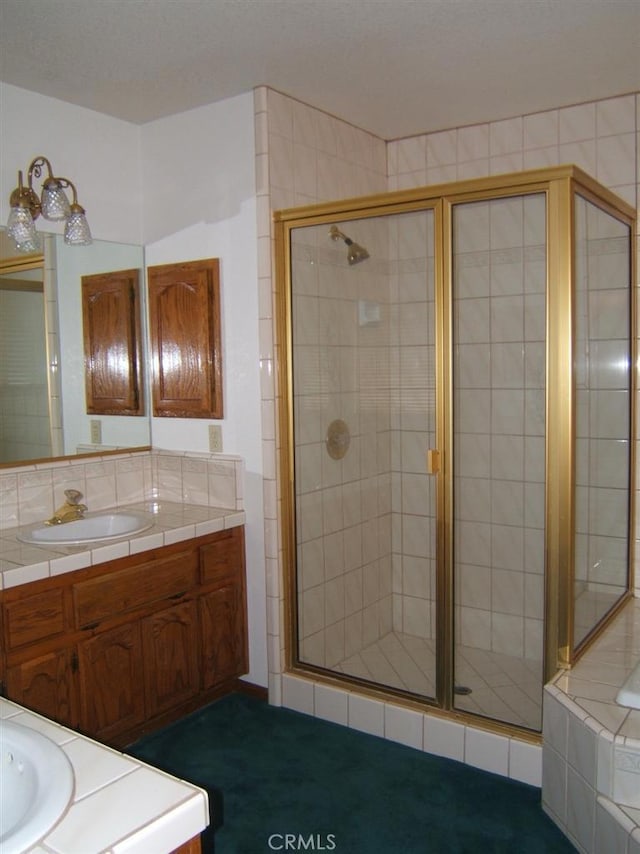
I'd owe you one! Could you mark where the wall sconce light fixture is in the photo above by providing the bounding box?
[6,156,92,252]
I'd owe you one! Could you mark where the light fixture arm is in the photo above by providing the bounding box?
[27,155,56,189]
[8,156,82,218]
[9,165,42,221]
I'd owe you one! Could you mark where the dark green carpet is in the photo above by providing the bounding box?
[128,693,575,854]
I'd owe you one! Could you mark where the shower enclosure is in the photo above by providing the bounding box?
[275,166,636,734]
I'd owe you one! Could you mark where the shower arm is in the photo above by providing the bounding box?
[329,225,354,246]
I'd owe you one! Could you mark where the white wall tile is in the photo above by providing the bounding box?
[559,102,597,143]
[524,111,559,150]
[597,95,637,137]
[595,796,634,854]
[314,683,349,726]
[384,703,424,749]
[559,139,597,175]
[568,717,598,784]
[423,714,465,762]
[566,767,596,853]
[509,738,542,787]
[543,689,570,757]
[282,674,315,715]
[597,133,637,187]
[490,117,523,155]
[457,124,489,162]
[426,129,457,167]
[348,693,385,737]
[465,727,509,776]
[542,744,568,826]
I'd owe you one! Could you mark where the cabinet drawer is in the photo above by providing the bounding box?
[3,589,66,650]
[73,550,198,628]
[200,526,244,584]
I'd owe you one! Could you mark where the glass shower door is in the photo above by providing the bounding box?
[573,196,633,647]
[291,208,438,700]
[451,193,547,730]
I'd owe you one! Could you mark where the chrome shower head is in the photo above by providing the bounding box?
[329,225,370,266]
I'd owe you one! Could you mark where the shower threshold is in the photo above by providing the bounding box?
[332,631,542,731]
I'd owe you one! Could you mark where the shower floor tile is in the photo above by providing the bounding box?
[334,631,542,731]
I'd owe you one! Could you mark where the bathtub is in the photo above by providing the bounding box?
[616,660,640,709]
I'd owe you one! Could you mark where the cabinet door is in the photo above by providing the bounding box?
[81,268,144,415]
[142,600,199,718]
[199,583,248,690]
[78,622,145,741]
[147,258,223,418]
[5,648,79,729]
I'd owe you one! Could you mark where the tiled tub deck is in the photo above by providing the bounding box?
[543,597,640,853]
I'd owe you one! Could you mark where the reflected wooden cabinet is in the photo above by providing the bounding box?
[0,527,247,746]
[81,268,144,415]
[148,258,223,418]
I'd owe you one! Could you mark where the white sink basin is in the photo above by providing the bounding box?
[0,719,74,854]
[18,510,153,546]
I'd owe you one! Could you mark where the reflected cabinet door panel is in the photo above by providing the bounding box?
[147,258,223,418]
[81,268,144,415]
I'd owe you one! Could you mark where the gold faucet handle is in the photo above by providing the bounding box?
[64,489,84,505]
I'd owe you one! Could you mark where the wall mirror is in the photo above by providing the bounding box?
[0,229,149,466]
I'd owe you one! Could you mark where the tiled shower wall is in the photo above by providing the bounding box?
[293,219,394,668]
[259,88,640,706]
[293,208,439,667]
[389,211,437,641]
[452,194,547,663]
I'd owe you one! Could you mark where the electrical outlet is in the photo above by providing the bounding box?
[90,419,102,444]
[208,424,223,453]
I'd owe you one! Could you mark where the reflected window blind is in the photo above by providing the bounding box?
[0,290,47,384]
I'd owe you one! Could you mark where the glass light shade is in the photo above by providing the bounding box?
[7,205,37,245]
[14,233,43,254]
[64,210,92,246]
[41,180,71,221]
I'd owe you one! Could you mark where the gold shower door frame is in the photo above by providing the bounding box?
[274,165,637,735]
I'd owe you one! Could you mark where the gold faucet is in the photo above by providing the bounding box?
[46,489,88,526]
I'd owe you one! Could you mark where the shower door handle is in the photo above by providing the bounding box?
[426,448,440,474]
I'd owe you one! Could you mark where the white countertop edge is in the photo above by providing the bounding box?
[111,794,209,854]
[546,597,640,741]
[0,698,209,854]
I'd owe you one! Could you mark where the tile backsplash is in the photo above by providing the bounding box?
[0,448,244,530]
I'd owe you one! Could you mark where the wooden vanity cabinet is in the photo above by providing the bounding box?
[200,530,248,687]
[0,526,247,746]
[5,648,80,729]
[78,621,146,742]
[2,586,80,728]
[142,599,200,718]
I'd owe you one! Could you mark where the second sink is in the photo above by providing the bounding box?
[18,511,153,546]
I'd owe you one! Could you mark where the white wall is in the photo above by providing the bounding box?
[141,94,266,687]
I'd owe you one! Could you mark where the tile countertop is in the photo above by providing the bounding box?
[0,697,209,854]
[548,596,640,743]
[0,500,245,590]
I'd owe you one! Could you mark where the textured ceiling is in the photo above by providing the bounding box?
[1,0,639,139]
